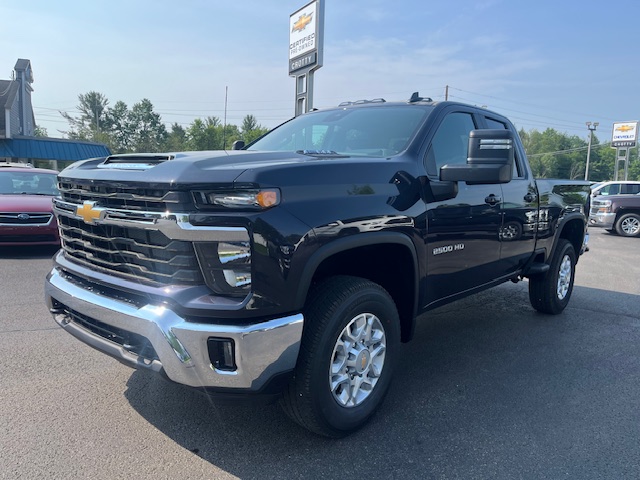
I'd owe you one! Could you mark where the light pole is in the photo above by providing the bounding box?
[584,122,599,181]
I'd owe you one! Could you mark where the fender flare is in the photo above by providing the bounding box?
[294,231,420,321]
[549,212,587,261]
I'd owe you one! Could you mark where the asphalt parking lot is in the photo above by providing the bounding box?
[1,228,639,479]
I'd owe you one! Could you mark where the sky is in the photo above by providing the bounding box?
[2,0,639,145]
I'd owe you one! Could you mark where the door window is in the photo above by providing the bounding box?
[425,112,476,177]
[485,116,523,178]
[599,184,620,196]
[621,184,640,194]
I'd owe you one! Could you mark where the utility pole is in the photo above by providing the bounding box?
[445,85,449,101]
[223,86,228,150]
[584,121,599,181]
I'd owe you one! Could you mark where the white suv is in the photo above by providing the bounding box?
[591,181,640,197]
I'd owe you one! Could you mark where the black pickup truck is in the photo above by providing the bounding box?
[45,95,590,437]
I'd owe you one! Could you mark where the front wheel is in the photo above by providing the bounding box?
[529,239,576,314]
[280,276,400,437]
[615,213,640,237]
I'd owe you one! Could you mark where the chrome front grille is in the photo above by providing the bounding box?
[57,214,203,286]
[55,182,202,286]
[0,212,53,225]
[58,182,190,212]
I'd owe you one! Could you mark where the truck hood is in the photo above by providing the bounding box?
[59,151,323,186]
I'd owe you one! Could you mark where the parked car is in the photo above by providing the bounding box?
[590,192,640,237]
[591,180,640,197]
[0,165,60,246]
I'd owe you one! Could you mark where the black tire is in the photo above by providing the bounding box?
[529,239,576,315]
[615,213,640,237]
[280,276,400,437]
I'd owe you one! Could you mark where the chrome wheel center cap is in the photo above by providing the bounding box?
[355,350,371,374]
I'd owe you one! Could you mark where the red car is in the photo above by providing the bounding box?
[0,164,60,246]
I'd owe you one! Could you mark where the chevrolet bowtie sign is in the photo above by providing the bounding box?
[612,121,638,148]
[289,1,323,75]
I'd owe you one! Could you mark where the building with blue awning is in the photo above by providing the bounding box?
[0,59,110,170]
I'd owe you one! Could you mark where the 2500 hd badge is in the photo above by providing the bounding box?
[433,243,465,255]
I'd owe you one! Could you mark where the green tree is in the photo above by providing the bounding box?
[241,114,269,144]
[164,123,187,151]
[103,101,132,153]
[33,125,48,137]
[241,114,258,132]
[222,124,242,149]
[583,140,612,182]
[61,91,109,141]
[628,149,640,180]
[127,99,167,153]
[519,126,640,181]
[521,128,587,179]
[186,117,222,150]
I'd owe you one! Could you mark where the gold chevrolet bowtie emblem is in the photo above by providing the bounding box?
[292,13,313,32]
[76,201,105,225]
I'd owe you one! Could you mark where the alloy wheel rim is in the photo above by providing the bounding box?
[557,255,572,300]
[329,313,386,408]
[622,217,640,235]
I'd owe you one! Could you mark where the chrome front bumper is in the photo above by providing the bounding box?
[45,267,303,391]
[589,212,615,229]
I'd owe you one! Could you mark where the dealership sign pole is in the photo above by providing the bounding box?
[611,121,638,181]
[289,0,324,116]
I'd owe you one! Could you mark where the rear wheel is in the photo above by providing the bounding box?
[529,239,576,314]
[280,276,400,437]
[615,213,640,237]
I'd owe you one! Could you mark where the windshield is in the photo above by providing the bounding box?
[0,171,59,196]
[248,106,432,157]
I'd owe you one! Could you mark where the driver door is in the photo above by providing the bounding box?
[423,110,504,306]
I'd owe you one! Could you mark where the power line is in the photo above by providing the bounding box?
[526,142,610,158]
[448,86,619,122]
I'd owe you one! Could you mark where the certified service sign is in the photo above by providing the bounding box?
[612,121,638,148]
[289,1,322,74]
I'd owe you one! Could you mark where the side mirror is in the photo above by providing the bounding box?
[232,140,246,150]
[439,129,514,184]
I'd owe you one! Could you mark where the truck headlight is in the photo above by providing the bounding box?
[596,200,612,214]
[193,189,280,210]
[194,240,252,297]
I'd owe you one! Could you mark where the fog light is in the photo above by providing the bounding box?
[194,238,252,297]
[218,241,251,264]
[207,337,237,371]
[223,269,251,288]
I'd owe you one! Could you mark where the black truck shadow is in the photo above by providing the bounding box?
[123,282,640,479]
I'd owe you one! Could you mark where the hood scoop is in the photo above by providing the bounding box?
[97,154,175,170]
